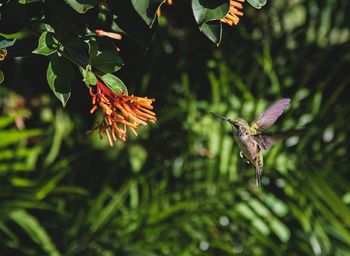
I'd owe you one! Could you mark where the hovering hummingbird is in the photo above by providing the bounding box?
[211,98,303,186]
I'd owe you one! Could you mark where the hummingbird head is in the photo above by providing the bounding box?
[210,113,249,131]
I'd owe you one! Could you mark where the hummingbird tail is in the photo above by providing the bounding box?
[255,165,262,187]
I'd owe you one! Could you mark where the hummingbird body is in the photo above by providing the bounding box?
[211,98,302,186]
[232,118,264,184]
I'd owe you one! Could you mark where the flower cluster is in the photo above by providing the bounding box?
[89,80,156,146]
[220,0,244,26]
[0,48,7,61]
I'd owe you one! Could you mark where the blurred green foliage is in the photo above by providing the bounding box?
[1,0,350,255]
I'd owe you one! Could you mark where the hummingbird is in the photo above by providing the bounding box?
[211,98,303,186]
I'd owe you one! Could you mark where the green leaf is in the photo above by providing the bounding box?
[192,0,229,25]
[87,38,123,73]
[9,210,60,256]
[79,66,97,86]
[46,54,75,107]
[63,0,98,13]
[0,70,4,84]
[64,39,89,65]
[18,0,43,3]
[270,219,290,242]
[108,0,158,49]
[129,144,148,173]
[84,69,98,85]
[0,36,16,49]
[87,39,98,61]
[131,0,164,27]
[0,116,15,128]
[35,170,69,200]
[91,50,123,73]
[191,0,228,44]
[0,29,31,40]
[90,183,130,232]
[32,31,58,56]
[0,223,18,244]
[201,21,222,45]
[43,24,55,33]
[0,1,29,34]
[49,1,78,42]
[0,129,42,147]
[100,73,128,95]
[247,0,267,9]
[86,187,112,224]
[43,110,72,167]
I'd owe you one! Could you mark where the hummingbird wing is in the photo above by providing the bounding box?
[254,135,279,151]
[254,129,306,151]
[251,98,291,132]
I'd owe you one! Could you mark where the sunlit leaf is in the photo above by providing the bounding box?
[32,31,59,56]
[270,219,290,242]
[0,36,16,49]
[100,73,128,95]
[247,0,267,9]
[85,70,98,85]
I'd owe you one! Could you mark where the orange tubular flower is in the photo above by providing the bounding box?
[220,0,244,26]
[157,0,173,17]
[95,29,122,51]
[89,80,156,146]
[95,29,122,40]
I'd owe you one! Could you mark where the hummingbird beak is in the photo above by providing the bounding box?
[210,112,230,122]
